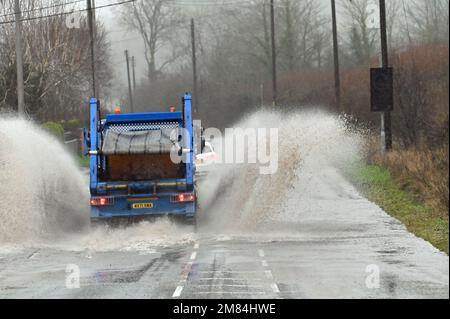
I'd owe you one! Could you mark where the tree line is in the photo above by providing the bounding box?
[0,0,448,151]
[0,0,112,123]
[121,0,448,149]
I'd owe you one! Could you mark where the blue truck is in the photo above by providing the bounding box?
[85,94,198,224]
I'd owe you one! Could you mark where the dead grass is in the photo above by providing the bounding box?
[370,143,449,218]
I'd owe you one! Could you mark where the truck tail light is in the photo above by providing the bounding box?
[90,197,114,206]
[174,193,195,203]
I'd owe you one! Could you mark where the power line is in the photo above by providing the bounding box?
[0,0,85,18]
[0,0,135,25]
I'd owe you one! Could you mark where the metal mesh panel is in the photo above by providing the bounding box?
[102,128,180,155]
[107,121,179,133]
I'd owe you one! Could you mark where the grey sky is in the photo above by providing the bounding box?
[97,0,375,104]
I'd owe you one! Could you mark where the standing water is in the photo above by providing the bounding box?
[0,117,89,243]
[0,117,194,252]
[0,109,365,250]
[197,109,366,234]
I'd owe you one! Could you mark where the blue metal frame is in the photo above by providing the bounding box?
[105,111,183,124]
[89,98,98,194]
[184,94,195,188]
[88,93,197,220]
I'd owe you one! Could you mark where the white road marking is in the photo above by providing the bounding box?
[190,252,197,260]
[194,291,267,295]
[257,249,279,294]
[172,286,184,298]
[198,278,263,281]
[271,283,280,293]
[198,270,261,274]
[194,242,200,249]
[196,284,264,288]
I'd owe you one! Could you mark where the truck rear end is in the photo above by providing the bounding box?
[87,94,197,223]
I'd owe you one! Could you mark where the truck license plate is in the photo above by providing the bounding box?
[131,203,153,209]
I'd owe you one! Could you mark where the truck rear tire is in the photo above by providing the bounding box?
[188,215,198,232]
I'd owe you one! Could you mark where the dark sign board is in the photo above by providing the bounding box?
[370,67,393,112]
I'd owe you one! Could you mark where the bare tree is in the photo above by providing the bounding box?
[407,0,449,46]
[282,0,328,69]
[121,0,186,83]
[342,0,379,65]
[0,0,112,121]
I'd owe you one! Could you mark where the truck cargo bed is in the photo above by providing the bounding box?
[107,154,184,181]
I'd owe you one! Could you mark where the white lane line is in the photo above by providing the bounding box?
[194,291,267,295]
[172,286,184,298]
[198,278,263,281]
[257,249,280,294]
[195,284,264,288]
[264,270,274,279]
[173,244,201,296]
[271,283,280,293]
[198,270,261,274]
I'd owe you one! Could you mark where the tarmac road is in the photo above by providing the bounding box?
[0,167,448,299]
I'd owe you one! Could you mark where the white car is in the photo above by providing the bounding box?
[196,141,219,169]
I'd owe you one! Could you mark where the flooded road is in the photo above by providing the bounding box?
[0,113,448,299]
[0,166,448,299]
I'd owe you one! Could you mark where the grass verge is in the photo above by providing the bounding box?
[351,163,449,255]
[78,155,90,168]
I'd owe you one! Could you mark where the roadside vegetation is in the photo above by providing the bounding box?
[42,121,65,141]
[352,162,448,254]
[41,119,88,168]
[78,156,90,168]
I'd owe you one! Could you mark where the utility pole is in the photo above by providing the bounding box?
[191,18,199,114]
[260,83,264,107]
[270,0,277,107]
[14,0,25,116]
[131,56,136,91]
[379,0,392,151]
[125,50,134,113]
[331,0,341,111]
[92,0,96,25]
[87,0,96,97]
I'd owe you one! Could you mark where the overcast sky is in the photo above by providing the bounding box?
[94,0,363,104]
